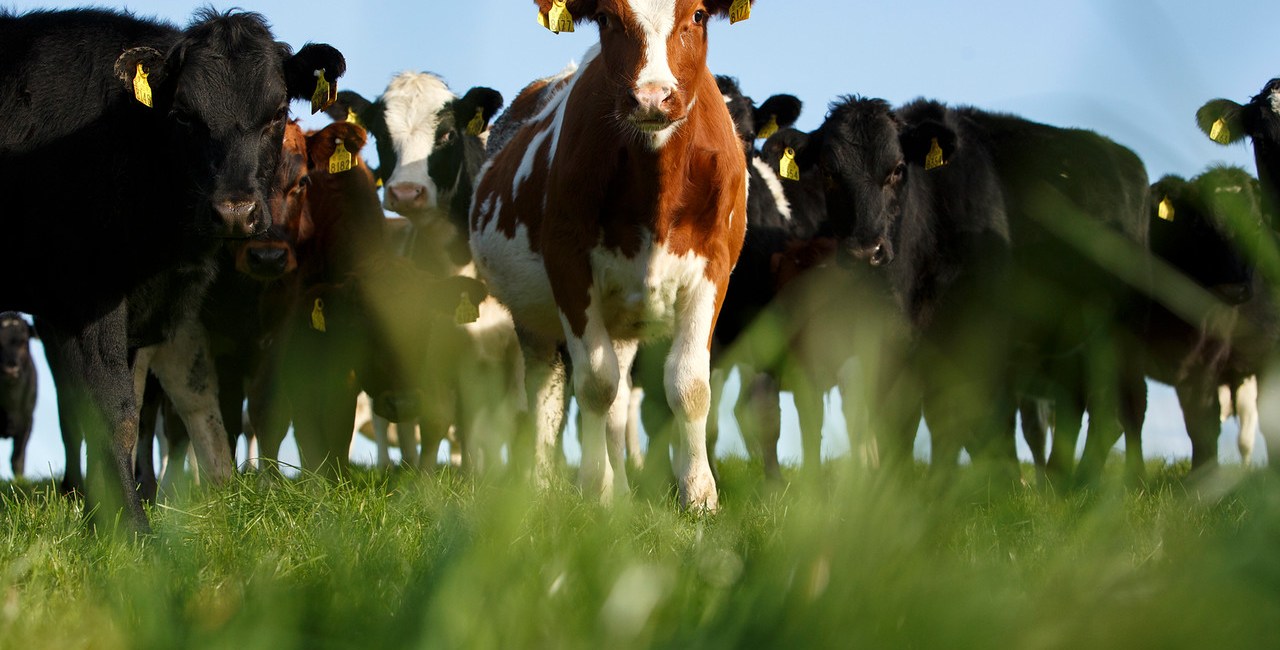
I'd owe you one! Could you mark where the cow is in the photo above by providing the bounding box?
[135,121,315,499]
[0,312,36,478]
[323,74,521,475]
[1144,167,1278,473]
[792,96,1150,486]
[248,121,485,475]
[0,7,344,532]
[470,0,755,511]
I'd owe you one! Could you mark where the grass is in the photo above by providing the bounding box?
[0,458,1277,649]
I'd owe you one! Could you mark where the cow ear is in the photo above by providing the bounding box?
[323,90,374,124]
[703,0,754,19]
[755,95,803,137]
[425,276,490,322]
[283,43,347,103]
[790,129,821,171]
[533,0,601,26]
[900,120,957,170]
[114,47,167,102]
[454,87,505,136]
[1197,99,1248,145]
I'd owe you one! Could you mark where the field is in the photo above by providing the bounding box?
[0,459,1277,649]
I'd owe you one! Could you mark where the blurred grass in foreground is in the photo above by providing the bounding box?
[0,459,1277,650]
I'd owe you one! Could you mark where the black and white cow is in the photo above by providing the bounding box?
[1144,167,1278,472]
[793,97,1150,485]
[0,313,36,478]
[0,8,344,532]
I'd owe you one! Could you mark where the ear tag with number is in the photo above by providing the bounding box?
[455,292,480,325]
[1158,197,1175,222]
[546,0,574,33]
[467,107,486,136]
[311,299,327,332]
[1209,118,1231,145]
[346,108,362,128]
[924,138,947,170]
[329,140,354,174]
[730,0,751,24]
[311,70,337,115]
[757,114,779,140]
[780,147,800,181]
[133,63,153,108]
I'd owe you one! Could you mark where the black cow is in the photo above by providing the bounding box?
[0,8,344,532]
[1198,80,1280,224]
[794,97,1150,485]
[1144,167,1279,472]
[0,312,36,478]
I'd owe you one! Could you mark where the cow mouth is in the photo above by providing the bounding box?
[850,240,894,267]
[630,109,673,133]
[2,366,20,380]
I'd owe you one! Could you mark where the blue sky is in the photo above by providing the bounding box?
[3,0,1277,478]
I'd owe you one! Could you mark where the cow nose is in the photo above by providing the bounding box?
[2,365,20,379]
[385,183,429,212]
[215,199,261,236]
[246,246,290,278]
[852,239,894,267]
[632,83,673,113]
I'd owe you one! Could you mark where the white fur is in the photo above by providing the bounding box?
[751,156,792,220]
[627,0,679,92]
[1222,375,1260,465]
[380,72,458,211]
[1270,88,1280,116]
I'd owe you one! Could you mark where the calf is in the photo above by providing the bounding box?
[794,97,1150,484]
[0,8,343,532]
[0,313,36,477]
[1144,167,1278,472]
[471,0,753,510]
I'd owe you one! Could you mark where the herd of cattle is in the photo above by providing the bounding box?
[1,2,1278,533]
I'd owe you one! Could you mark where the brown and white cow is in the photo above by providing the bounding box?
[470,0,754,510]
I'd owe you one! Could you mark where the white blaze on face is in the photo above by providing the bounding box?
[380,72,457,208]
[627,0,679,91]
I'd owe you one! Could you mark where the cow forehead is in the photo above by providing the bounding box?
[174,42,287,120]
[382,73,456,134]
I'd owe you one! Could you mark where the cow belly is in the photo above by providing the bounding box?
[471,221,561,340]
[589,242,708,341]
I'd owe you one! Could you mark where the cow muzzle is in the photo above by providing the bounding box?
[213,198,265,238]
[851,239,894,267]
[384,182,431,214]
[238,243,294,281]
[1,365,21,380]
[629,84,675,131]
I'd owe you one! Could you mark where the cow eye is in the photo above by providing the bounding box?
[888,162,906,184]
[438,131,454,145]
[595,13,610,29]
[693,10,707,25]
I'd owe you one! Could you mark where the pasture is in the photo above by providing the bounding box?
[1,460,1277,649]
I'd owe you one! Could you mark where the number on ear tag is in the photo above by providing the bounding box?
[311,70,337,115]
[730,0,751,24]
[133,63,153,108]
[548,0,574,33]
[329,140,354,174]
[779,147,800,181]
[467,108,486,136]
[1209,118,1231,145]
[757,114,779,140]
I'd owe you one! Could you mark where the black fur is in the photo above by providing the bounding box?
[0,312,36,478]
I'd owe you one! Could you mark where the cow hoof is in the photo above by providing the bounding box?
[678,471,719,514]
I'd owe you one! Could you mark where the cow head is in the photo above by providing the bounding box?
[0,312,34,381]
[113,10,344,239]
[537,0,753,148]
[796,97,956,267]
[326,74,503,229]
[1198,79,1280,220]
[715,75,802,149]
[1150,167,1265,304]
[234,121,313,281]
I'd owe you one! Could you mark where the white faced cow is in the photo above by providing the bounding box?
[470,0,753,511]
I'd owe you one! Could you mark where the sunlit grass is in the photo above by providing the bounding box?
[0,458,1276,649]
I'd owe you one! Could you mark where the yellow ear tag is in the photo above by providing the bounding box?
[1209,118,1231,145]
[455,292,480,325]
[329,139,354,174]
[311,298,327,332]
[1158,197,1175,222]
[346,107,362,128]
[133,63,153,108]
[757,114,779,140]
[779,147,800,181]
[466,107,486,137]
[537,10,549,29]
[730,0,751,24]
[547,0,574,33]
[311,70,336,115]
[376,177,384,188]
[924,137,947,171]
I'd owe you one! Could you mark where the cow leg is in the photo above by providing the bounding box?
[38,309,149,534]
[246,340,290,475]
[135,374,162,503]
[521,338,568,488]
[1177,382,1222,474]
[789,367,825,475]
[1045,394,1083,488]
[665,283,720,513]
[625,385,645,474]
[215,352,249,468]
[602,340,639,499]
[158,394,192,496]
[739,370,782,481]
[1019,399,1049,480]
[148,318,234,486]
[1235,377,1259,466]
[705,367,727,484]
[396,416,421,470]
[371,414,393,468]
[1119,364,1148,485]
[838,358,877,469]
[633,342,674,493]
[563,297,624,504]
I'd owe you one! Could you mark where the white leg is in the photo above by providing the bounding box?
[605,340,639,499]
[666,281,719,513]
[1236,376,1259,466]
[626,386,645,471]
[523,339,568,486]
[562,295,623,503]
[148,318,234,485]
